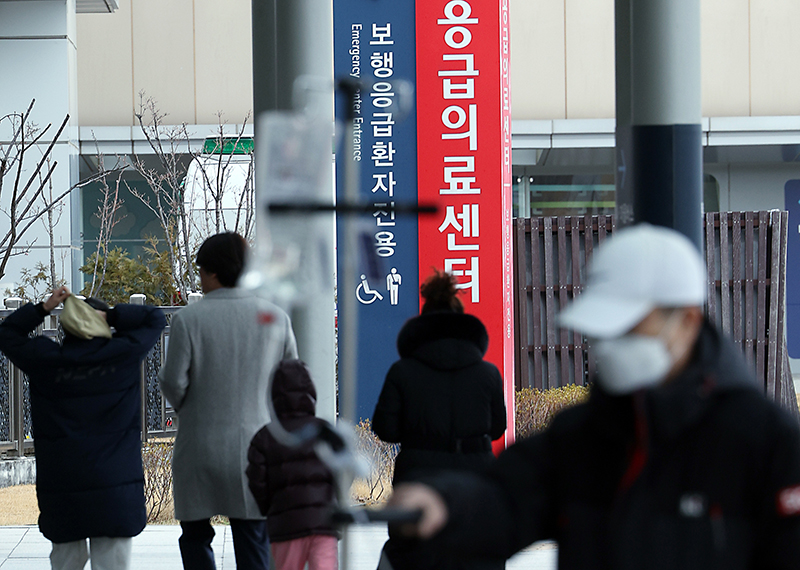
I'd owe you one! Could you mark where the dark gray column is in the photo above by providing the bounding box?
[615,0,703,249]
[252,0,334,114]
[251,0,336,421]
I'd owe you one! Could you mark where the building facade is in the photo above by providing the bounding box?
[75,0,800,279]
[4,1,800,373]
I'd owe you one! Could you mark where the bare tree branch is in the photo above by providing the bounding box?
[0,166,122,280]
[85,139,126,298]
[12,114,68,209]
[127,93,254,303]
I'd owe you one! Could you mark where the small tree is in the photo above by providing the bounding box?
[128,92,254,302]
[0,99,114,282]
[83,144,127,299]
[129,93,195,302]
[186,111,255,240]
[40,154,70,293]
[4,261,67,302]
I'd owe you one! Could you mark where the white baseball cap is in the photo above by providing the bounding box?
[558,224,707,338]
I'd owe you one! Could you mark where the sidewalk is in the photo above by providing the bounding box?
[0,524,557,569]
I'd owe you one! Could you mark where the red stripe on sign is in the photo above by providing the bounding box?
[777,484,800,517]
[415,0,515,449]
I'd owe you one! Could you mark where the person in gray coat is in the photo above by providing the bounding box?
[159,232,299,570]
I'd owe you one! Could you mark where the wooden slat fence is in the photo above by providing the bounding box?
[705,211,798,414]
[513,215,613,391]
[513,212,799,419]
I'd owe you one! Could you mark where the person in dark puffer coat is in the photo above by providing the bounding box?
[372,270,507,570]
[0,286,165,570]
[246,359,339,570]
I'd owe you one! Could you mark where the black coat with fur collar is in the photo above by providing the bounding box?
[373,311,506,483]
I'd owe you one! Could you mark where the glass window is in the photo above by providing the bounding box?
[703,174,720,213]
[513,173,615,218]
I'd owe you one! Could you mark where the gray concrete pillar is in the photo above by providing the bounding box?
[128,292,147,439]
[251,0,337,422]
[4,298,24,310]
[3,298,25,455]
[615,0,703,249]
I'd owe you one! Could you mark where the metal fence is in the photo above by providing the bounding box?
[0,301,182,456]
[513,212,800,420]
[140,306,181,440]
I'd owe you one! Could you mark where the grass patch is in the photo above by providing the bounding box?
[0,485,38,525]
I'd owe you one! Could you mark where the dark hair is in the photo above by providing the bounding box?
[195,232,249,287]
[83,297,109,312]
[420,270,463,314]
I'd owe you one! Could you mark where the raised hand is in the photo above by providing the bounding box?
[43,286,71,312]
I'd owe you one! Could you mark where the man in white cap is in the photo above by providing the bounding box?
[387,224,800,569]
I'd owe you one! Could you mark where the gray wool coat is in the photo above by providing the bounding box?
[158,288,298,521]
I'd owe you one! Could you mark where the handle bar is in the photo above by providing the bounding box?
[330,507,423,526]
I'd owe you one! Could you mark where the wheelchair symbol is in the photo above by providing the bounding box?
[356,274,384,304]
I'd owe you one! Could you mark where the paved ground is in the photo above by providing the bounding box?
[0,524,557,569]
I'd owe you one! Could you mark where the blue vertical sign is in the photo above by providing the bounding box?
[785,180,800,358]
[334,1,419,420]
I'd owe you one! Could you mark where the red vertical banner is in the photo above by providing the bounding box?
[416,0,515,448]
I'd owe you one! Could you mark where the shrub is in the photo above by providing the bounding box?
[142,439,174,524]
[515,384,590,440]
[3,262,67,302]
[79,238,181,306]
[142,424,400,520]
[141,439,230,525]
[352,418,399,505]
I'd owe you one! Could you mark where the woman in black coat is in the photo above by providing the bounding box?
[372,271,506,570]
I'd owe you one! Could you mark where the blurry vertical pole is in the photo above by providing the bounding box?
[130,294,148,442]
[5,298,24,456]
[251,0,337,422]
[615,0,703,250]
[338,94,360,425]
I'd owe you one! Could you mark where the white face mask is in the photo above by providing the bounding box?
[592,310,684,395]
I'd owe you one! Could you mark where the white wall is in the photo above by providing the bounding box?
[510,0,800,120]
[0,0,80,302]
[76,0,254,126]
[73,0,800,125]
[707,163,800,212]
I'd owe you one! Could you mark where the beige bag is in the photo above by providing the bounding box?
[59,295,112,340]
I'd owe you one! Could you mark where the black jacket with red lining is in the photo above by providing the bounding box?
[417,321,800,569]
